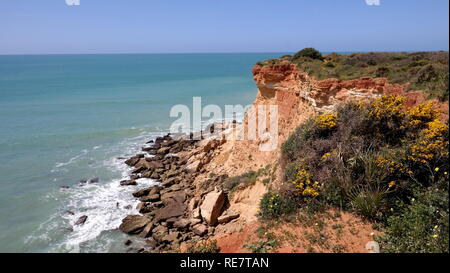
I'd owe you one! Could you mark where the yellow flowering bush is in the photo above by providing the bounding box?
[315,114,337,129]
[369,95,406,121]
[407,119,449,165]
[291,166,321,197]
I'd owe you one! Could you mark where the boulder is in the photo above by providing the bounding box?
[161,191,186,205]
[120,179,137,186]
[119,215,150,234]
[145,237,158,249]
[157,147,171,155]
[139,222,154,238]
[186,160,202,173]
[192,224,208,236]
[162,231,180,243]
[173,219,191,230]
[125,157,140,166]
[88,177,99,183]
[218,213,240,224]
[132,187,152,198]
[152,225,169,243]
[154,200,187,222]
[140,194,160,202]
[200,189,226,225]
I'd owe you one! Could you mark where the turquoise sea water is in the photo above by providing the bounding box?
[0,53,283,252]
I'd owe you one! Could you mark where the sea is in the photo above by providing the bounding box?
[0,53,284,252]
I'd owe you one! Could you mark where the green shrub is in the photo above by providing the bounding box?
[278,95,449,252]
[378,179,449,253]
[292,48,323,61]
[259,193,297,220]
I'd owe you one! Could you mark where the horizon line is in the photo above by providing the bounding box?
[1,49,449,57]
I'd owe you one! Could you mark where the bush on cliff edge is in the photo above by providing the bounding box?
[262,95,449,253]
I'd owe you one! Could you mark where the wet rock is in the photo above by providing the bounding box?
[136,202,154,214]
[119,215,150,234]
[65,210,75,215]
[124,240,133,246]
[132,187,152,198]
[88,177,99,183]
[125,157,140,166]
[200,189,226,226]
[123,205,132,210]
[120,179,137,186]
[60,186,70,189]
[75,215,88,226]
[192,224,208,236]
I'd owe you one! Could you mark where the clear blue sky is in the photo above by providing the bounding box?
[0,0,448,54]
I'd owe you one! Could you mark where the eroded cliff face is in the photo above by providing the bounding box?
[187,61,448,226]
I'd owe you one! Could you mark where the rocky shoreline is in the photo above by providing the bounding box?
[117,123,239,253]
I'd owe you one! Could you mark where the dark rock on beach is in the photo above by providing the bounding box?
[75,215,88,226]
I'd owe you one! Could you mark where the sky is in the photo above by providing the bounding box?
[0,0,448,54]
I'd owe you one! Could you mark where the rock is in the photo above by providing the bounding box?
[124,240,132,246]
[75,215,88,226]
[200,189,226,225]
[162,231,180,243]
[218,213,240,224]
[186,160,202,173]
[161,191,186,205]
[137,202,154,214]
[119,215,150,234]
[88,177,99,183]
[60,186,70,189]
[145,237,158,249]
[152,225,169,243]
[188,197,200,211]
[124,205,132,210]
[132,187,152,198]
[161,177,177,187]
[208,226,215,235]
[140,194,160,202]
[173,219,191,230]
[139,222,154,238]
[190,218,202,226]
[125,157,140,166]
[154,200,187,222]
[157,147,171,155]
[65,210,75,215]
[192,206,202,219]
[120,179,137,186]
[166,217,178,227]
[192,224,208,236]
[365,241,380,253]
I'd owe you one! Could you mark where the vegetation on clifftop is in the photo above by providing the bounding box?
[259,95,449,253]
[257,49,449,101]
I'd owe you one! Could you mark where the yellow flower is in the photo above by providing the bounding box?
[435,167,440,172]
[388,181,396,188]
[432,234,438,238]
